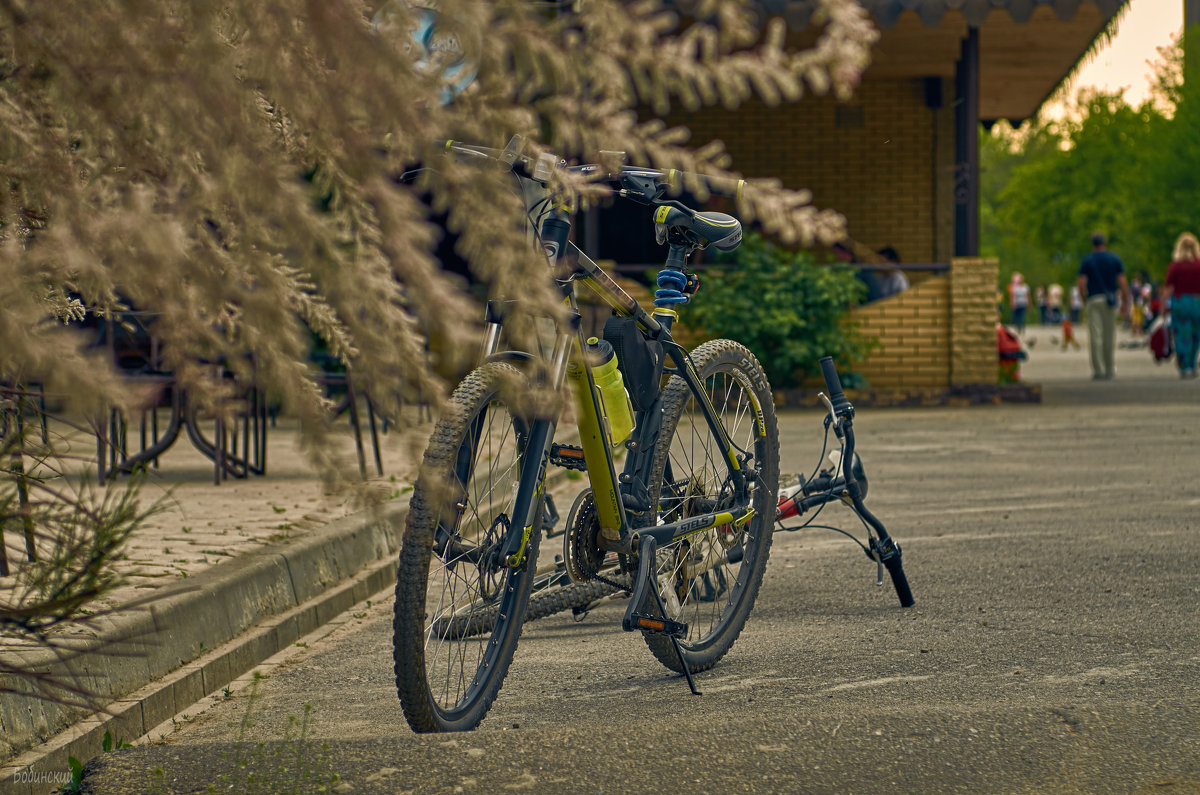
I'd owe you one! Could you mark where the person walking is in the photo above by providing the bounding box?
[1047,283,1063,324]
[1068,283,1084,324]
[1061,316,1080,350]
[1008,273,1030,335]
[1077,232,1131,380]
[1163,232,1200,378]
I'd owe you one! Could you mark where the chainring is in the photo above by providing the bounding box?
[563,490,605,583]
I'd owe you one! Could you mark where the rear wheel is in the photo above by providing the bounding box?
[393,363,541,732]
[642,339,779,673]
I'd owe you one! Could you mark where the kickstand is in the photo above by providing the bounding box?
[622,535,702,696]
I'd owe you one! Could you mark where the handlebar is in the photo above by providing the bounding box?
[871,536,914,608]
[786,356,914,608]
[437,139,746,199]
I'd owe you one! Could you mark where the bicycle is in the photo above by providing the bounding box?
[392,140,781,732]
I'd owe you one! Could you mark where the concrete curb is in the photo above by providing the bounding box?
[773,382,1042,409]
[0,499,409,792]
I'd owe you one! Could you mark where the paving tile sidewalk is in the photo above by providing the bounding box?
[4,407,438,611]
[0,407,437,779]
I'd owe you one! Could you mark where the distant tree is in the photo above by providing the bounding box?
[994,90,1160,284]
[0,0,878,712]
[980,119,1067,283]
[1129,33,1200,277]
[982,33,1200,290]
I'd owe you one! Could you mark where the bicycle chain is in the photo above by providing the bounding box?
[584,554,633,596]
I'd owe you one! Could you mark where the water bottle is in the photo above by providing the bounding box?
[586,337,634,448]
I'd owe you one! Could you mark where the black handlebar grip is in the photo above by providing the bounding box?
[819,356,853,416]
[884,555,914,608]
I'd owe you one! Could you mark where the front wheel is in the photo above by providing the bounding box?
[393,363,542,732]
[643,339,779,673]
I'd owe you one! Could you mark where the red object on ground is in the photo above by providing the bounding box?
[997,323,1025,383]
[1149,314,1172,362]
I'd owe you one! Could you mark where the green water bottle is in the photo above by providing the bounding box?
[586,337,634,448]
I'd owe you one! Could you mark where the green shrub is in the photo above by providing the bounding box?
[688,233,872,388]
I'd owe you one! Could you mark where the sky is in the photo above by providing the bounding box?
[1055,0,1183,108]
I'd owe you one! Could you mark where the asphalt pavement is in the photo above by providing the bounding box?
[70,323,1200,793]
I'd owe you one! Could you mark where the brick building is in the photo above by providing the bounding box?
[600,0,1128,399]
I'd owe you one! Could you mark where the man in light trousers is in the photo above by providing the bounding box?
[1077,232,1132,380]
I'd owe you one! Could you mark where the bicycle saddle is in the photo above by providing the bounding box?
[654,206,742,252]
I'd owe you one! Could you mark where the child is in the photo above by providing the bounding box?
[1061,316,1080,350]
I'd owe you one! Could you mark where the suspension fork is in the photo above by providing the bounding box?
[493,199,578,567]
[499,321,575,568]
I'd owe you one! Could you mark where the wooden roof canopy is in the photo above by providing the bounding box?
[777,0,1130,122]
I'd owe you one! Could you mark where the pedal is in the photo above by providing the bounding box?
[543,493,563,538]
[549,443,587,471]
[625,612,688,638]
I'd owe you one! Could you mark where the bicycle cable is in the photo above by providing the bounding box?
[774,423,843,534]
[804,419,833,491]
[779,523,870,554]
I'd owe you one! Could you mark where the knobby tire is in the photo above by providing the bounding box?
[393,363,541,732]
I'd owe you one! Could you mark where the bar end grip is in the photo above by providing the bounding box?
[819,356,853,417]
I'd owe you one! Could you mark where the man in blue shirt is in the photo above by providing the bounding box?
[1077,232,1132,380]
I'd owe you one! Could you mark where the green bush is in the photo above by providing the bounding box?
[688,233,872,389]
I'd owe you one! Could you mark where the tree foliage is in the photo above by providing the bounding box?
[688,232,869,388]
[982,34,1198,290]
[0,0,879,710]
[1,0,876,457]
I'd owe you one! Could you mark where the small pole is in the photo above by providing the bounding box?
[13,396,37,562]
[1187,0,1200,84]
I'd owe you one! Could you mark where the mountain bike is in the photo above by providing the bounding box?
[392,141,780,732]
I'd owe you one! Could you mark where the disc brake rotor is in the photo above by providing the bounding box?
[478,514,507,602]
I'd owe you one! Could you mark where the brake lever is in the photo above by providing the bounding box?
[818,392,838,429]
[618,172,661,204]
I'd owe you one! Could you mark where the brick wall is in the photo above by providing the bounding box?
[842,257,999,390]
[849,271,951,388]
[949,257,1000,385]
[660,83,996,392]
[669,78,955,263]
